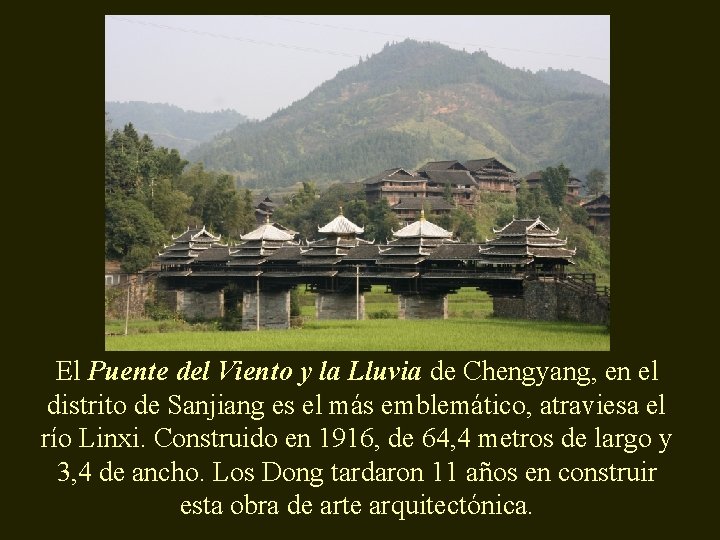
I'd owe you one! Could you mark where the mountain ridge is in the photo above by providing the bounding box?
[104,101,251,154]
[118,40,610,187]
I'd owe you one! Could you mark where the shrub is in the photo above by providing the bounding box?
[144,299,178,321]
[368,309,397,319]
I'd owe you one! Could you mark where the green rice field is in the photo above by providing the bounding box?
[105,317,609,351]
[105,288,608,351]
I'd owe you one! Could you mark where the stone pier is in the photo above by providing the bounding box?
[242,290,291,330]
[492,280,609,324]
[316,292,365,320]
[397,293,448,319]
[157,289,224,320]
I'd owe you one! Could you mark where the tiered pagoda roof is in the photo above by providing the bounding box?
[377,210,456,266]
[300,211,373,266]
[479,217,575,267]
[228,218,298,270]
[157,226,225,273]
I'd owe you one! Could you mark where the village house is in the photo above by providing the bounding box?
[362,157,517,221]
[581,193,610,233]
[362,168,425,205]
[391,197,454,226]
[519,170,583,202]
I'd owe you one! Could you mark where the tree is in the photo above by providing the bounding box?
[585,168,607,196]
[451,208,477,241]
[541,163,571,208]
[151,177,193,233]
[366,199,399,242]
[442,183,454,204]
[105,194,167,272]
[515,179,560,227]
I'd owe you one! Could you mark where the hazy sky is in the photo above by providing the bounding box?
[105,15,609,120]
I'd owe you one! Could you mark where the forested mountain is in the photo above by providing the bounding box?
[535,68,609,97]
[105,101,251,154]
[188,40,609,189]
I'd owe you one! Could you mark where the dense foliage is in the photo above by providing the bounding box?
[105,124,255,272]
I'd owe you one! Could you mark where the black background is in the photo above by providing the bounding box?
[9,4,710,538]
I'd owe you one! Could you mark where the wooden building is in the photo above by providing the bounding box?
[391,197,454,225]
[519,171,582,202]
[254,197,276,224]
[157,226,224,277]
[377,209,456,268]
[300,211,373,267]
[463,158,515,193]
[362,157,517,214]
[228,218,298,274]
[581,193,610,233]
[479,217,576,273]
[362,168,424,205]
[417,168,478,207]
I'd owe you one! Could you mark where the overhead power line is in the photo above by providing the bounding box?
[261,15,609,62]
[107,15,609,63]
[107,16,358,58]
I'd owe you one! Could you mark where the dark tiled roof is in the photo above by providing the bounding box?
[171,227,221,243]
[265,246,302,261]
[427,244,483,260]
[582,194,611,209]
[370,272,420,279]
[418,160,467,172]
[379,246,431,256]
[494,218,557,236]
[481,246,531,256]
[422,170,477,185]
[227,258,266,266]
[376,256,426,265]
[362,168,416,184]
[392,198,455,210]
[478,256,534,265]
[530,247,577,258]
[486,236,567,247]
[344,244,382,260]
[522,171,543,181]
[194,247,231,262]
[300,257,344,266]
[464,158,515,174]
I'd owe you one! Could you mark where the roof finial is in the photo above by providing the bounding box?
[339,205,344,215]
[420,208,426,221]
[265,214,270,224]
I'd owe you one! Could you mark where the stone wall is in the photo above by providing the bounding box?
[158,289,224,320]
[398,294,448,319]
[492,297,525,319]
[105,275,154,319]
[242,290,291,330]
[316,292,365,320]
[523,280,558,321]
[557,285,610,325]
[492,280,609,325]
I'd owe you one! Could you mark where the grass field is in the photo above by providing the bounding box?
[105,318,608,351]
[105,287,609,351]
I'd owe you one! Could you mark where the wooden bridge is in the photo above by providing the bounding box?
[155,214,609,329]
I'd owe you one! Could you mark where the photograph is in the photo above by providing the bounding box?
[104,15,610,350]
